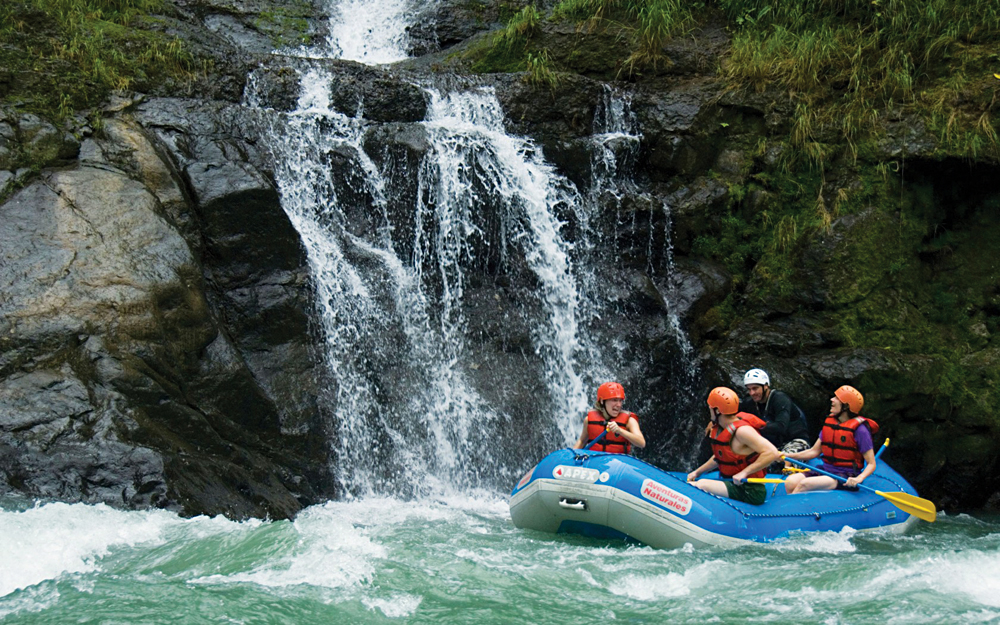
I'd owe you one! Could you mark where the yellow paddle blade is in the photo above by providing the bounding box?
[875,490,938,523]
[747,478,786,484]
[782,467,809,474]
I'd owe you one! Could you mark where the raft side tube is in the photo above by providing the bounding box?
[510,449,924,547]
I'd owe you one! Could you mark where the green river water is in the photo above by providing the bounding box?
[2,493,998,624]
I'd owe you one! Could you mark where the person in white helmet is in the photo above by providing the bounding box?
[739,368,810,469]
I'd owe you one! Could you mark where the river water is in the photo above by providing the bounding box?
[2,495,999,623]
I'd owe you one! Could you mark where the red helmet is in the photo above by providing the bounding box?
[707,387,739,415]
[597,382,625,401]
[834,385,864,413]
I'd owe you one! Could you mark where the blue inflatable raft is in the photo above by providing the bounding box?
[509,448,926,548]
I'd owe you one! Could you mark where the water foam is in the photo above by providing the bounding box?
[767,526,861,554]
[0,502,258,598]
[191,508,384,590]
[362,593,423,618]
[0,503,174,597]
[894,550,1000,608]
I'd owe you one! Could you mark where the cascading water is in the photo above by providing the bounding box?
[247,68,606,496]
[591,84,641,188]
[594,87,696,372]
[588,86,699,391]
[326,0,411,63]
[418,88,590,442]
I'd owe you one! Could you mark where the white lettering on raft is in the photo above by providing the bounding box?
[552,465,600,483]
[640,479,692,516]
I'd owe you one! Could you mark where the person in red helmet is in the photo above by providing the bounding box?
[573,382,645,453]
[687,387,780,505]
[784,385,879,494]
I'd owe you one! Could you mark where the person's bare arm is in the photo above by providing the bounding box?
[572,417,589,449]
[608,416,645,449]
[845,448,877,487]
[688,457,718,482]
[731,427,780,483]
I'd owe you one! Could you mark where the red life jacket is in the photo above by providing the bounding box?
[585,410,637,453]
[820,415,880,470]
[707,412,768,479]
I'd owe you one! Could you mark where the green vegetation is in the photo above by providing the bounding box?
[552,0,695,72]
[255,5,312,48]
[470,5,543,74]
[719,0,1000,157]
[0,0,200,118]
[525,50,560,90]
[468,0,697,79]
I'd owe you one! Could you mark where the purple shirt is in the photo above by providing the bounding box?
[819,422,874,477]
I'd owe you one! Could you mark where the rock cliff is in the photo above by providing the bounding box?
[2,0,998,514]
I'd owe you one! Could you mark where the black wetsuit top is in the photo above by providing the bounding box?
[739,389,809,448]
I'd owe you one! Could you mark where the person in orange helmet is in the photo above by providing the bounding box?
[573,382,645,453]
[687,387,780,505]
[784,385,879,494]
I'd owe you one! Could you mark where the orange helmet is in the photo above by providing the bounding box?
[707,387,739,415]
[597,382,625,402]
[834,385,864,413]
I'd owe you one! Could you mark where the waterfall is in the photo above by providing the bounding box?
[325,0,442,64]
[326,0,409,63]
[246,65,603,496]
[590,85,696,368]
[243,1,703,496]
[419,89,589,442]
[591,84,640,189]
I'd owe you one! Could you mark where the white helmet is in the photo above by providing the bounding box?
[743,368,770,386]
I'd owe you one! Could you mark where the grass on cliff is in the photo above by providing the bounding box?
[470,0,999,155]
[551,0,696,72]
[468,0,698,80]
[0,0,200,117]
[719,0,1000,158]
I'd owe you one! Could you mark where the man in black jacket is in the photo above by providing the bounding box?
[739,369,810,470]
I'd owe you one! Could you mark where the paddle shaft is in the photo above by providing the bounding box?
[582,420,633,451]
[783,456,877,492]
[875,438,889,460]
[783,455,936,522]
[582,431,607,451]
[785,438,888,485]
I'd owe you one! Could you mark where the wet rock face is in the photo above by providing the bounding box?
[406,0,501,56]
[325,62,430,123]
[0,99,334,519]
